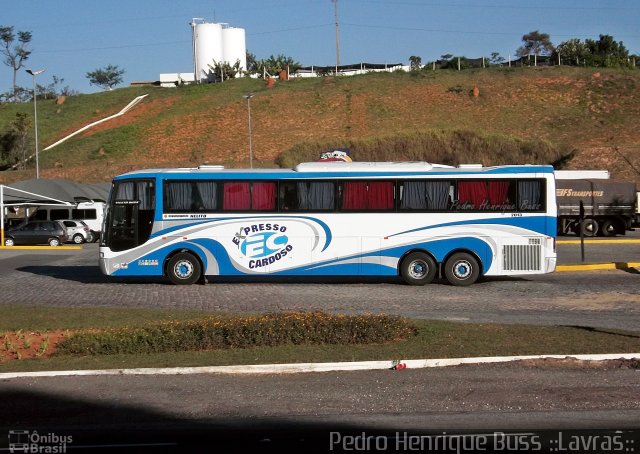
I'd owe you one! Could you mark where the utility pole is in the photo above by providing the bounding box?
[26,69,45,179]
[333,0,341,68]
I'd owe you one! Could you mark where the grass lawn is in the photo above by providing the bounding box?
[1,304,639,373]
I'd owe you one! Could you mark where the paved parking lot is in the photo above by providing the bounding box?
[556,229,640,264]
[0,237,639,330]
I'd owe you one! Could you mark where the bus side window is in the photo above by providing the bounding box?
[279,183,298,211]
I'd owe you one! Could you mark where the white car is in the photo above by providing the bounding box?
[59,219,92,244]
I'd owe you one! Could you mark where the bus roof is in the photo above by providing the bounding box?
[113,162,554,180]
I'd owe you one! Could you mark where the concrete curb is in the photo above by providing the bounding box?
[556,262,640,272]
[1,353,638,380]
[557,239,640,245]
[0,245,82,250]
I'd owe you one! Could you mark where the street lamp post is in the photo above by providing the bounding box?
[243,94,254,168]
[26,69,45,179]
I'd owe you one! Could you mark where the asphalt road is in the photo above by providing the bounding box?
[556,228,640,264]
[1,361,639,452]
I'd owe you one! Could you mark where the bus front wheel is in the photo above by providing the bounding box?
[400,252,437,285]
[444,252,480,286]
[167,252,202,285]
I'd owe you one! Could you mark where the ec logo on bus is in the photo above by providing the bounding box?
[233,223,294,269]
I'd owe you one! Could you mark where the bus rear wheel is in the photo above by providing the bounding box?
[400,252,437,285]
[444,252,480,286]
[167,252,202,285]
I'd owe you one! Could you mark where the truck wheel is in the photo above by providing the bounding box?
[444,252,480,286]
[580,219,598,237]
[599,219,616,237]
[166,252,201,285]
[400,252,437,285]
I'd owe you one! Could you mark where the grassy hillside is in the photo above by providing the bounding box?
[1,66,639,184]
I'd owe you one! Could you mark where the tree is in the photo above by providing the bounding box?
[552,35,631,67]
[553,38,589,65]
[37,75,77,99]
[436,54,453,69]
[253,54,301,78]
[0,112,31,169]
[516,30,554,64]
[409,55,422,70]
[438,54,470,70]
[489,52,505,66]
[585,34,630,67]
[86,64,125,90]
[10,112,31,169]
[246,51,258,74]
[207,59,242,82]
[0,25,32,101]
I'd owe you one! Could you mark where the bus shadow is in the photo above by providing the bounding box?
[477,276,529,284]
[207,275,530,286]
[16,265,161,285]
[16,265,532,286]
[207,275,403,285]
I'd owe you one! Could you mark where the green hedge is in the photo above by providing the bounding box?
[56,312,416,355]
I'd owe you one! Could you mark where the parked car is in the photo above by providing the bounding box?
[30,201,105,243]
[59,219,92,244]
[4,221,67,247]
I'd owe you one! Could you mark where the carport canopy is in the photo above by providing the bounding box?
[2,178,109,205]
[1,179,110,244]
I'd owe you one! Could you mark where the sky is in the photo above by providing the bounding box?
[2,0,639,94]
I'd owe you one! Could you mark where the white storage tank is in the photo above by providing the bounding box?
[222,26,247,71]
[194,22,223,82]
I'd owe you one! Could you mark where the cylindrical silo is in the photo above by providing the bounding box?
[194,22,223,82]
[222,26,247,72]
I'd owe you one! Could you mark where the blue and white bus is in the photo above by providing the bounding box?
[99,161,557,286]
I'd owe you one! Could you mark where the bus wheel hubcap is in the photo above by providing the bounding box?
[453,261,472,279]
[175,260,193,279]
[409,260,428,279]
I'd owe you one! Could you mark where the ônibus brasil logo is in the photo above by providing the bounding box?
[233,223,293,269]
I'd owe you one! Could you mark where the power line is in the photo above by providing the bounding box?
[32,24,333,54]
[248,23,332,36]
[343,0,640,11]
[34,40,188,54]
[343,22,640,39]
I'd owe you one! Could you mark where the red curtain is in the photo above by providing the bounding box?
[488,181,509,205]
[458,181,488,209]
[342,182,368,209]
[223,182,250,210]
[342,182,393,209]
[252,182,276,210]
[367,182,393,209]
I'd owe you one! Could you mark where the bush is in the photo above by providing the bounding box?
[56,312,416,355]
[275,129,573,169]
